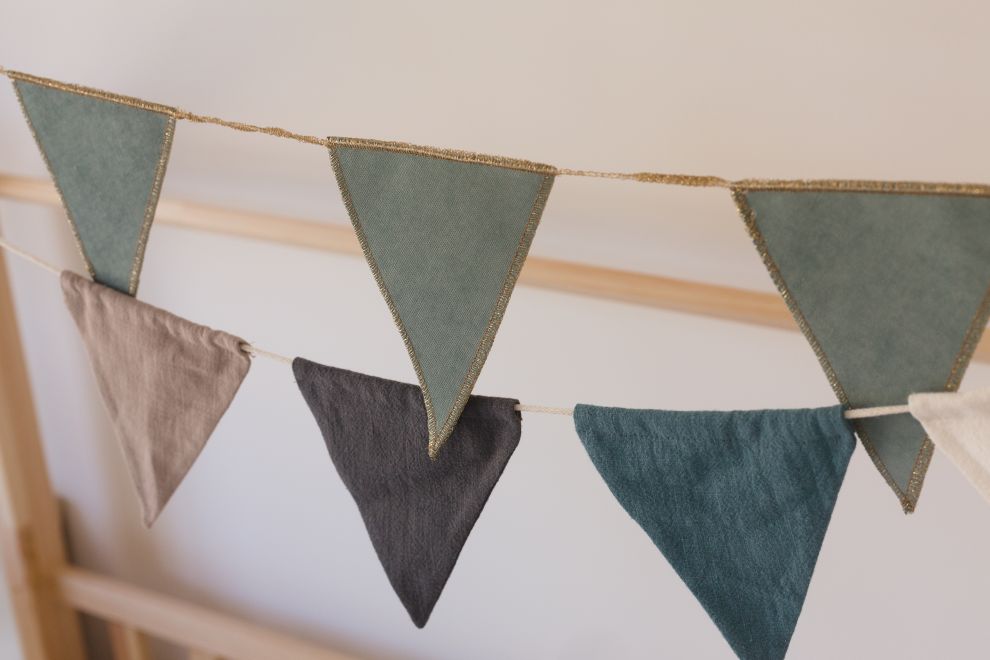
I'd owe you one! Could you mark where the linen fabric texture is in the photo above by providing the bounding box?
[736,190,990,511]
[909,388,990,505]
[61,271,250,526]
[14,78,174,295]
[329,140,552,458]
[292,358,521,627]
[574,404,855,660]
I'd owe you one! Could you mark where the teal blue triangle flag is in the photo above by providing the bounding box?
[734,185,990,511]
[574,404,855,660]
[12,72,176,295]
[328,137,555,458]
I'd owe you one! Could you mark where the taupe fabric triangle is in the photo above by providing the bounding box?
[328,137,554,457]
[293,358,521,627]
[61,271,250,526]
[12,72,176,295]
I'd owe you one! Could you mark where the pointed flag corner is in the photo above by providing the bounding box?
[327,137,553,455]
[12,71,176,296]
[574,403,855,659]
[61,270,249,525]
[293,358,521,626]
[732,184,990,511]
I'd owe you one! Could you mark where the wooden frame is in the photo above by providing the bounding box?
[2,170,989,659]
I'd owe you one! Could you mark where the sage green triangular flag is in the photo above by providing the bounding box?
[329,137,555,458]
[12,72,176,295]
[734,184,990,511]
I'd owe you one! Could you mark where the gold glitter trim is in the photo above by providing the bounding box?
[7,70,177,117]
[733,189,916,512]
[5,68,990,194]
[329,141,554,457]
[732,179,990,197]
[128,115,175,295]
[10,75,176,296]
[328,136,557,176]
[10,77,95,282]
[733,186,990,513]
[428,173,554,458]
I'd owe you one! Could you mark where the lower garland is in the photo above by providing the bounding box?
[23,265,990,660]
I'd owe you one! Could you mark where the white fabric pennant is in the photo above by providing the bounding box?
[908,388,990,504]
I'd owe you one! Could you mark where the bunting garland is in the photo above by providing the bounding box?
[9,66,990,654]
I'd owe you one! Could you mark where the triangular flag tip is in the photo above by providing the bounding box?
[293,358,521,626]
[61,271,249,526]
[328,137,553,457]
[13,73,175,295]
[734,186,990,511]
[909,388,990,505]
[574,404,855,660]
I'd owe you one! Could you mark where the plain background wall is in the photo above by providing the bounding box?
[2,2,990,658]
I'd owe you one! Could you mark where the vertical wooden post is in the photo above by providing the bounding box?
[108,623,151,660]
[0,250,85,659]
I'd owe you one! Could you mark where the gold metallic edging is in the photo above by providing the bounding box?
[128,115,176,295]
[7,70,178,117]
[428,173,554,458]
[10,75,176,296]
[328,145,440,450]
[10,77,97,283]
[914,281,990,497]
[735,185,990,511]
[732,188,921,513]
[729,179,990,197]
[8,69,990,194]
[328,136,557,176]
[329,142,554,457]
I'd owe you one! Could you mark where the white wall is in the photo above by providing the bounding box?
[2,2,990,658]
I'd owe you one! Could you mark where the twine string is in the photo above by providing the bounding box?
[0,67,740,189]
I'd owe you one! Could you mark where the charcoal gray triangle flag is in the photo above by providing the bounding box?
[293,358,521,627]
[574,404,855,660]
[62,271,250,526]
[734,186,990,512]
[12,72,176,295]
[328,137,554,458]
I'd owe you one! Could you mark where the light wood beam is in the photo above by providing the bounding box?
[1,172,987,361]
[0,247,86,659]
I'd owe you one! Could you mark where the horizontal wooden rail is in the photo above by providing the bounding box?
[1,172,988,362]
[60,566,361,660]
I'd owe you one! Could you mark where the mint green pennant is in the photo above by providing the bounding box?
[13,74,175,295]
[734,186,990,511]
[329,138,554,457]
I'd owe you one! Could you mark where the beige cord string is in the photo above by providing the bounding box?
[0,236,924,421]
[240,342,294,365]
[844,403,911,419]
[0,235,61,274]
